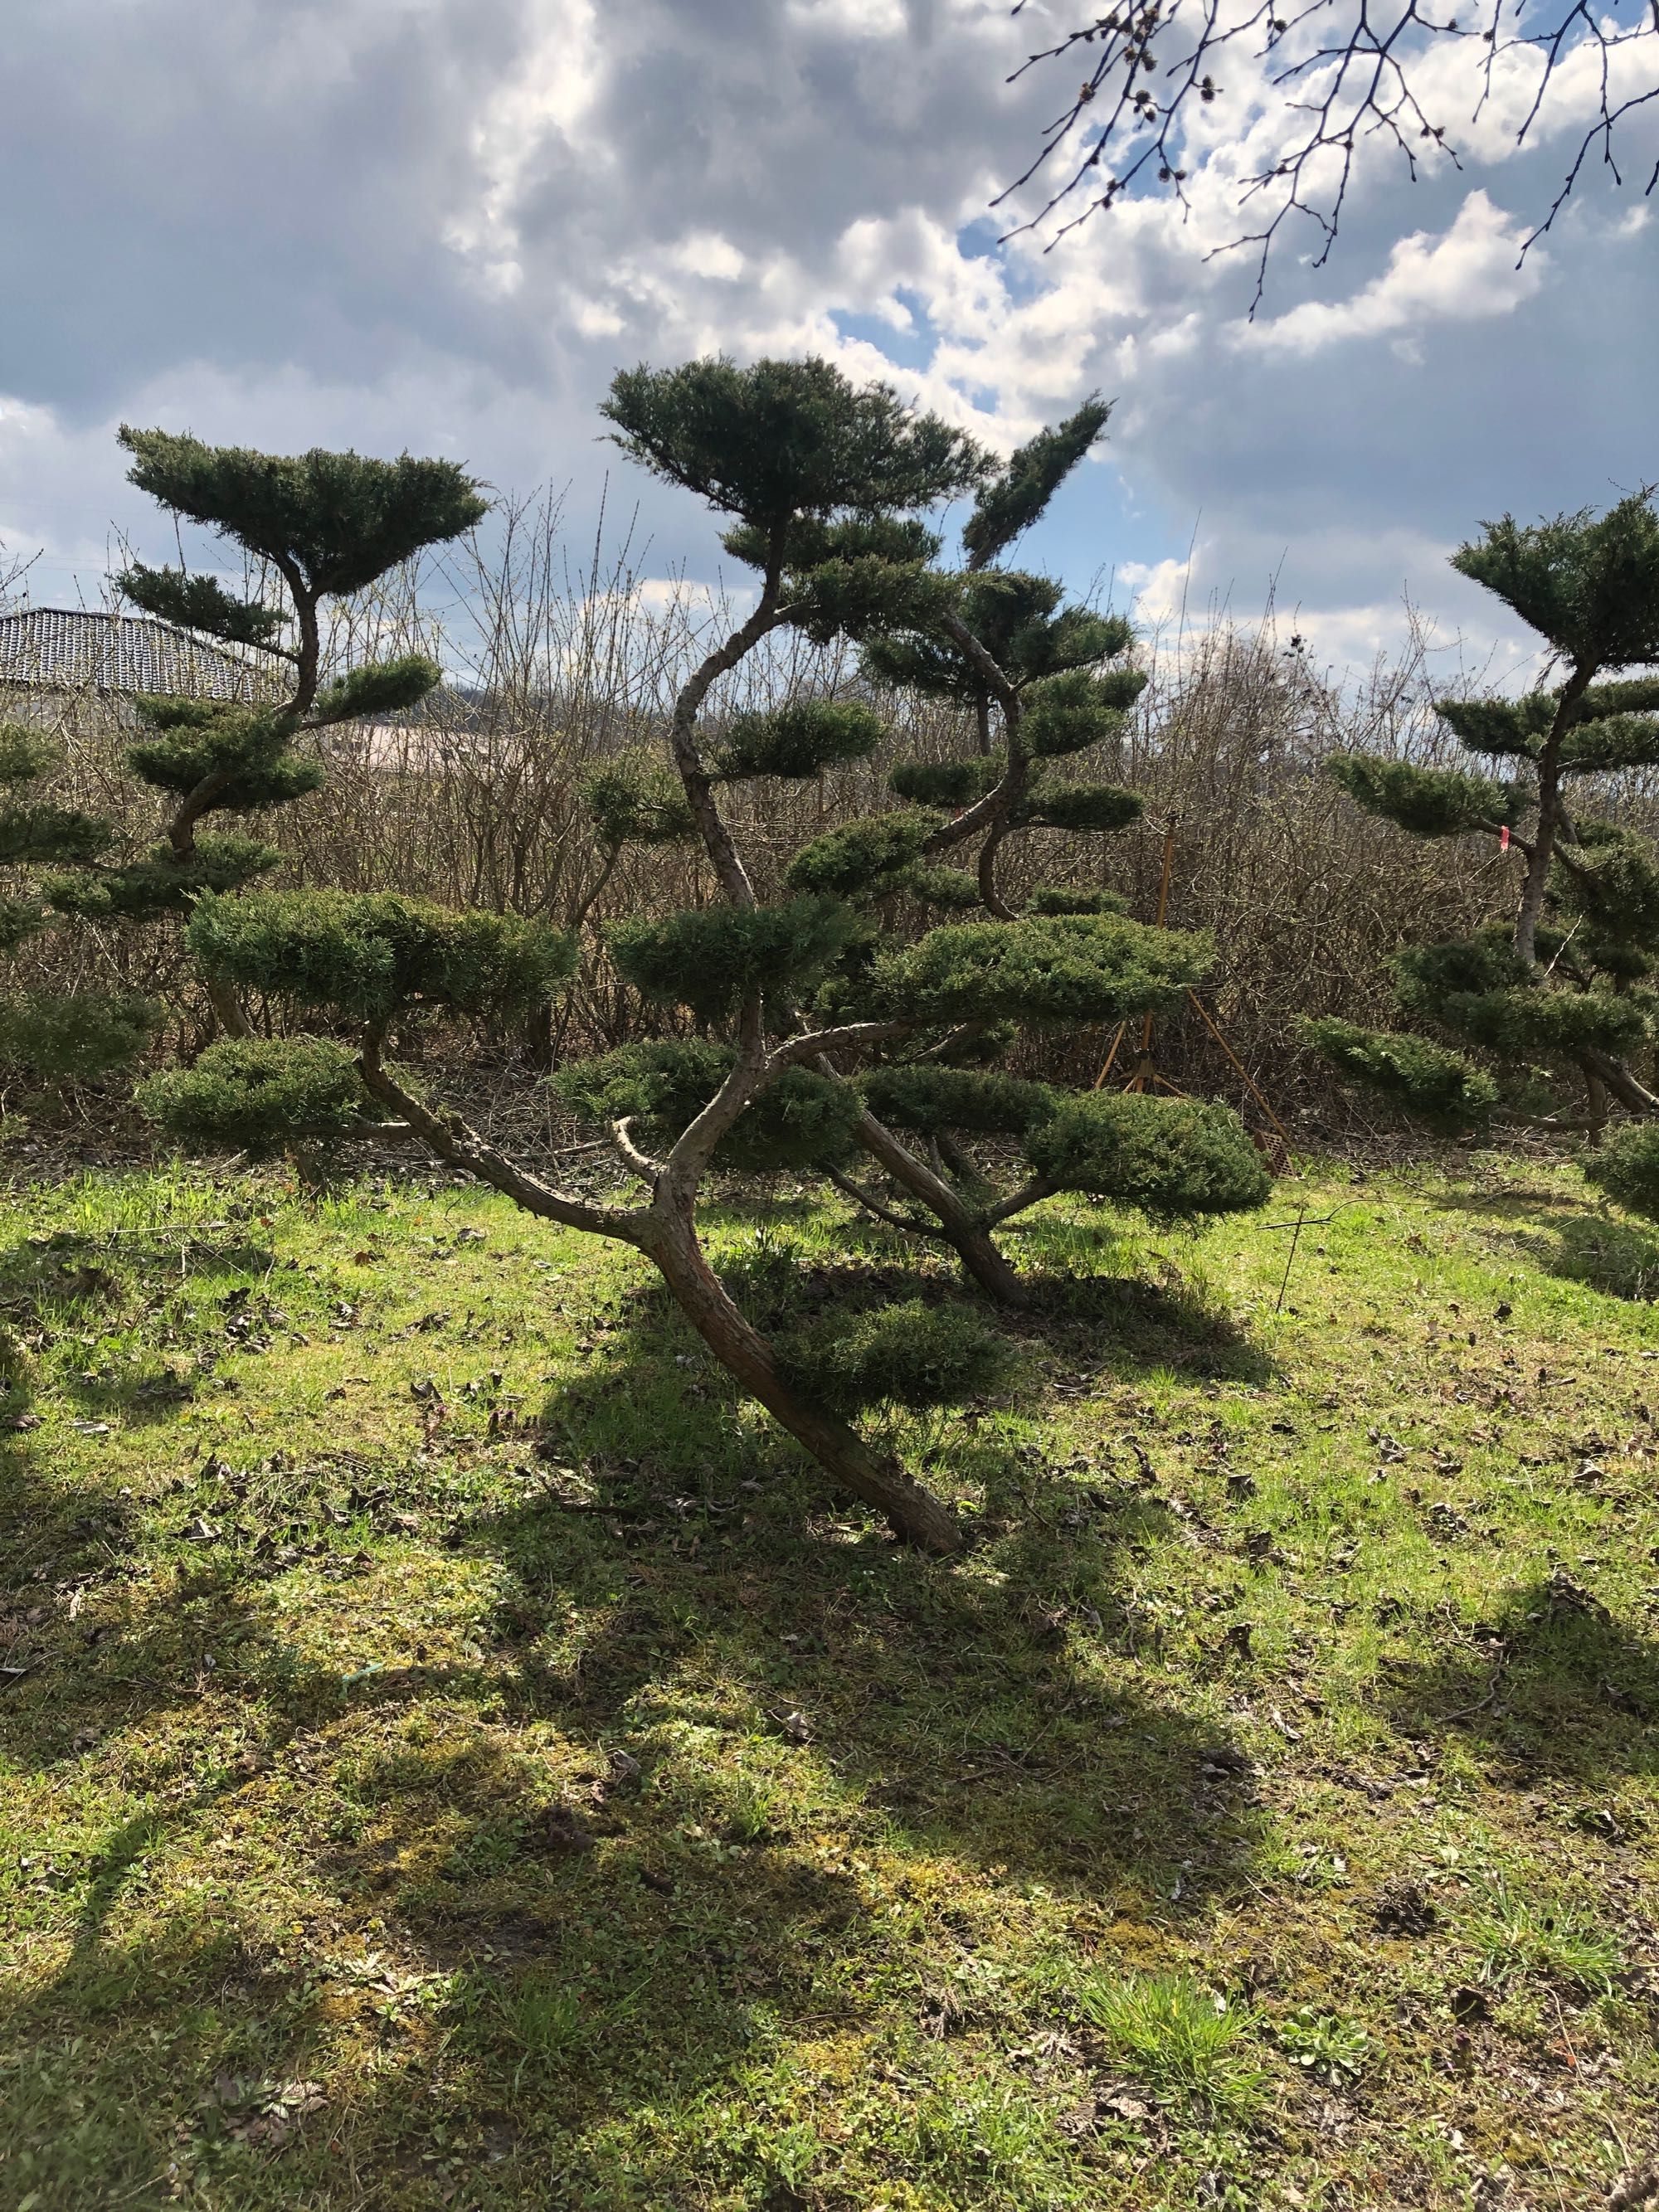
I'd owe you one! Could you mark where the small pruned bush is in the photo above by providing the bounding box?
[1026,1091,1271,1220]
[139,1036,380,1155]
[1303,1017,1499,1131]
[778,1298,1012,1412]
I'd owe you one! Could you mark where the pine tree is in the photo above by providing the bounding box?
[0,432,488,1085]
[143,358,1271,1552]
[0,721,158,1081]
[1311,493,1659,1169]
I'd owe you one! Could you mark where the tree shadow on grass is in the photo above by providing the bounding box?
[704,1192,1279,1384]
[0,1228,275,1311]
[1432,1185,1659,1302]
[0,1451,1266,2210]
[507,1271,1267,1897]
[0,1232,1273,2210]
[1376,1570,1659,1782]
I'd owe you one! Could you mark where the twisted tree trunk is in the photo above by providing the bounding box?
[850,1105,1037,1310]
[644,1201,964,1553]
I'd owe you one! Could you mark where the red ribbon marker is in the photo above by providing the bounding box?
[1499,824,1511,852]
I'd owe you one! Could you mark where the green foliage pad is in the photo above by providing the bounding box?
[1025,1091,1271,1221]
[187,891,576,1024]
[138,1035,381,1155]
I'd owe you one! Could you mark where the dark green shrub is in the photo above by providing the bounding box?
[609,896,861,1022]
[859,915,1211,1027]
[0,806,114,866]
[1018,782,1144,834]
[714,700,884,780]
[139,1036,379,1155]
[0,993,161,1080]
[907,866,984,909]
[1024,1091,1271,1220]
[188,890,576,1023]
[46,835,280,921]
[779,1298,1013,1411]
[1024,668,1137,757]
[861,1063,1057,1135]
[1327,755,1529,837]
[889,756,1003,809]
[1303,1018,1499,1130]
[581,755,698,850]
[1027,885,1127,916]
[786,813,938,899]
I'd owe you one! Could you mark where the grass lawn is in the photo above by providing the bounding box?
[2,1146,1657,2210]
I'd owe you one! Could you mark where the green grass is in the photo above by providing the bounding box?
[1,1145,1657,2208]
[1073,1970,1267,2116]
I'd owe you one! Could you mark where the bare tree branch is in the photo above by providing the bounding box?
[999,0,1659,307]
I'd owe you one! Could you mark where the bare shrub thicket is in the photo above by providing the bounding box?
[13,500,1519,1122]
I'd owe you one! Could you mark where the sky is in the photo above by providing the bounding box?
[2,0,1656,687]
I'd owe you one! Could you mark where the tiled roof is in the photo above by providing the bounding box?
[0,607,281,701]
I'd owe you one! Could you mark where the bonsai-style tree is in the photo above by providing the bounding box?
[1311,493,1659,1184]
[0,430,487,1079]
[144,358,1270,1553]
[0,720,161,1084]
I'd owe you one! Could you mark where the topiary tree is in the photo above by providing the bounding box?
[143,357,1271,1552]
[1311,492,1659,1156]
[0,719,163,1089]
[0,432,489,1071]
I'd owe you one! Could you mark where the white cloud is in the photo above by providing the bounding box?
[3,0,1657,681]
[786,0,907,34]
[1119,556,1194,630]
[1236,191,1545,355]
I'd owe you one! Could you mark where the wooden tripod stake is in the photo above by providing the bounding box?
[1092,818,1293,1150]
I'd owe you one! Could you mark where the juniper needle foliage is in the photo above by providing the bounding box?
[146,356,1271,1550]
[0,430,484,1093]
[1314,492,1659,1189]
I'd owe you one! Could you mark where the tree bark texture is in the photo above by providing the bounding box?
[645,1203,964,1553]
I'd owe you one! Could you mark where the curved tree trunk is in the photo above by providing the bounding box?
[645,1206,963,1553]
[1516,664,1593,969]
[851,1106,1036,1310]
[206,975,252,1040]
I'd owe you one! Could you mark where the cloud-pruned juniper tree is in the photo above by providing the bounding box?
[144,357,1269,1553]
[0,431,486,1079]
[1311,493,1659,1203]
[0,718,162,1082]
